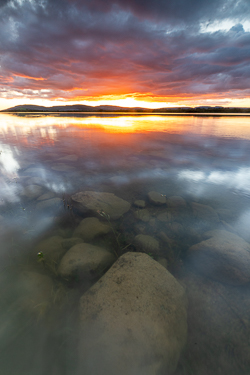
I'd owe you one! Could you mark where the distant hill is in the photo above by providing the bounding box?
[1,104,151,113]
[1,104,250,114]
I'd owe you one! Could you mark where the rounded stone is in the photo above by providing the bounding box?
[78,252,187,375]
[133,200,146,208]
[188,229,250,285]
[134,234,160,254]
[73,217,111,241]
[71,191,131,220]
[21,184,44,200]
[58,243,116,280]
[148,191,167,205]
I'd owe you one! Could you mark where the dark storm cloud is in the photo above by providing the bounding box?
[0,0,250,103]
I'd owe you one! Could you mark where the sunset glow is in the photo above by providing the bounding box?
[1,0,250,110]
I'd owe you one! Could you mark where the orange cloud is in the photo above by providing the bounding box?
[14,74,45,81]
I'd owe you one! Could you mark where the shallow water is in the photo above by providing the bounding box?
[1,113,250,374]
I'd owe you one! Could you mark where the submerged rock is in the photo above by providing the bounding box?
[167,196,187,209]
[51,163,76,172]
[192,202,220,224]
[134,234,160,255]
[78,252,187,375]
[157,210,172,222]
[36,197,62,210]
[62,237,83,250]
[134,208,151,222]
[17,271,53,316]
[71,191,131,220]
[179,270,250,375]
[21,184,44,200]
[73,217,111,241]
[34,235,66,265]
[188,229,250,285]
[58,243,116,280]
[148,191,167,205]
[133,199,146,208]
[37,191,56,201]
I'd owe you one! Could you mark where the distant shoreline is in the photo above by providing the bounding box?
[2,111,250,117]
[2,104,250,114]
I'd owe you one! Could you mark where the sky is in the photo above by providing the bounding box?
[1,0,250,110]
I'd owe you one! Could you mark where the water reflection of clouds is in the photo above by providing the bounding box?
[179,167,250,193]
[0,144,20,175]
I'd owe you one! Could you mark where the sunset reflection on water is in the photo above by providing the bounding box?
[1,113,250,375]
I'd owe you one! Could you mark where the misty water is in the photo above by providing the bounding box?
[1,112,250,375]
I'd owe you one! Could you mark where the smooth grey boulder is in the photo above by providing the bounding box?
[58,243,116,280]
[188,229,250,285]
[73,217,111,241]
[71,191,131,220]
[148,191,167,205]
[134,234,160,255]
[78,252,187,375]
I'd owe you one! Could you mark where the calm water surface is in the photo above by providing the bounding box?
[1,113,250,375]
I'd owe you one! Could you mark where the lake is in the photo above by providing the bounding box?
[1,112,250,375]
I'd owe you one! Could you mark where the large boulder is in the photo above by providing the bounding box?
[58,243,116,280]
[71,191,131,220]
[78,252,187,375]
[188,229,250,285]
[178,270,250,375]
[73,217,111,241]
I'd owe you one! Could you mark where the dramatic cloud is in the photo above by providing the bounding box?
[0,0,250,106]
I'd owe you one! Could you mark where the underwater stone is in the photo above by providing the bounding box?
[36,197,62,210]
[148,191,167,205]
[188,229,250,285]
[133,199,146,208]
[191,202,220,223]
[78,252,187,375]
[58,243,116,280]
[17,271,54,316]
[134,208,151,222]
[73,217,111,241]
[71,191,131,220]
[134,234,160,254]
[21,184,44,200]
[62,237,84,250]
[34,235,66,265]
[167,196,187,209]
[37,191,56,201]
